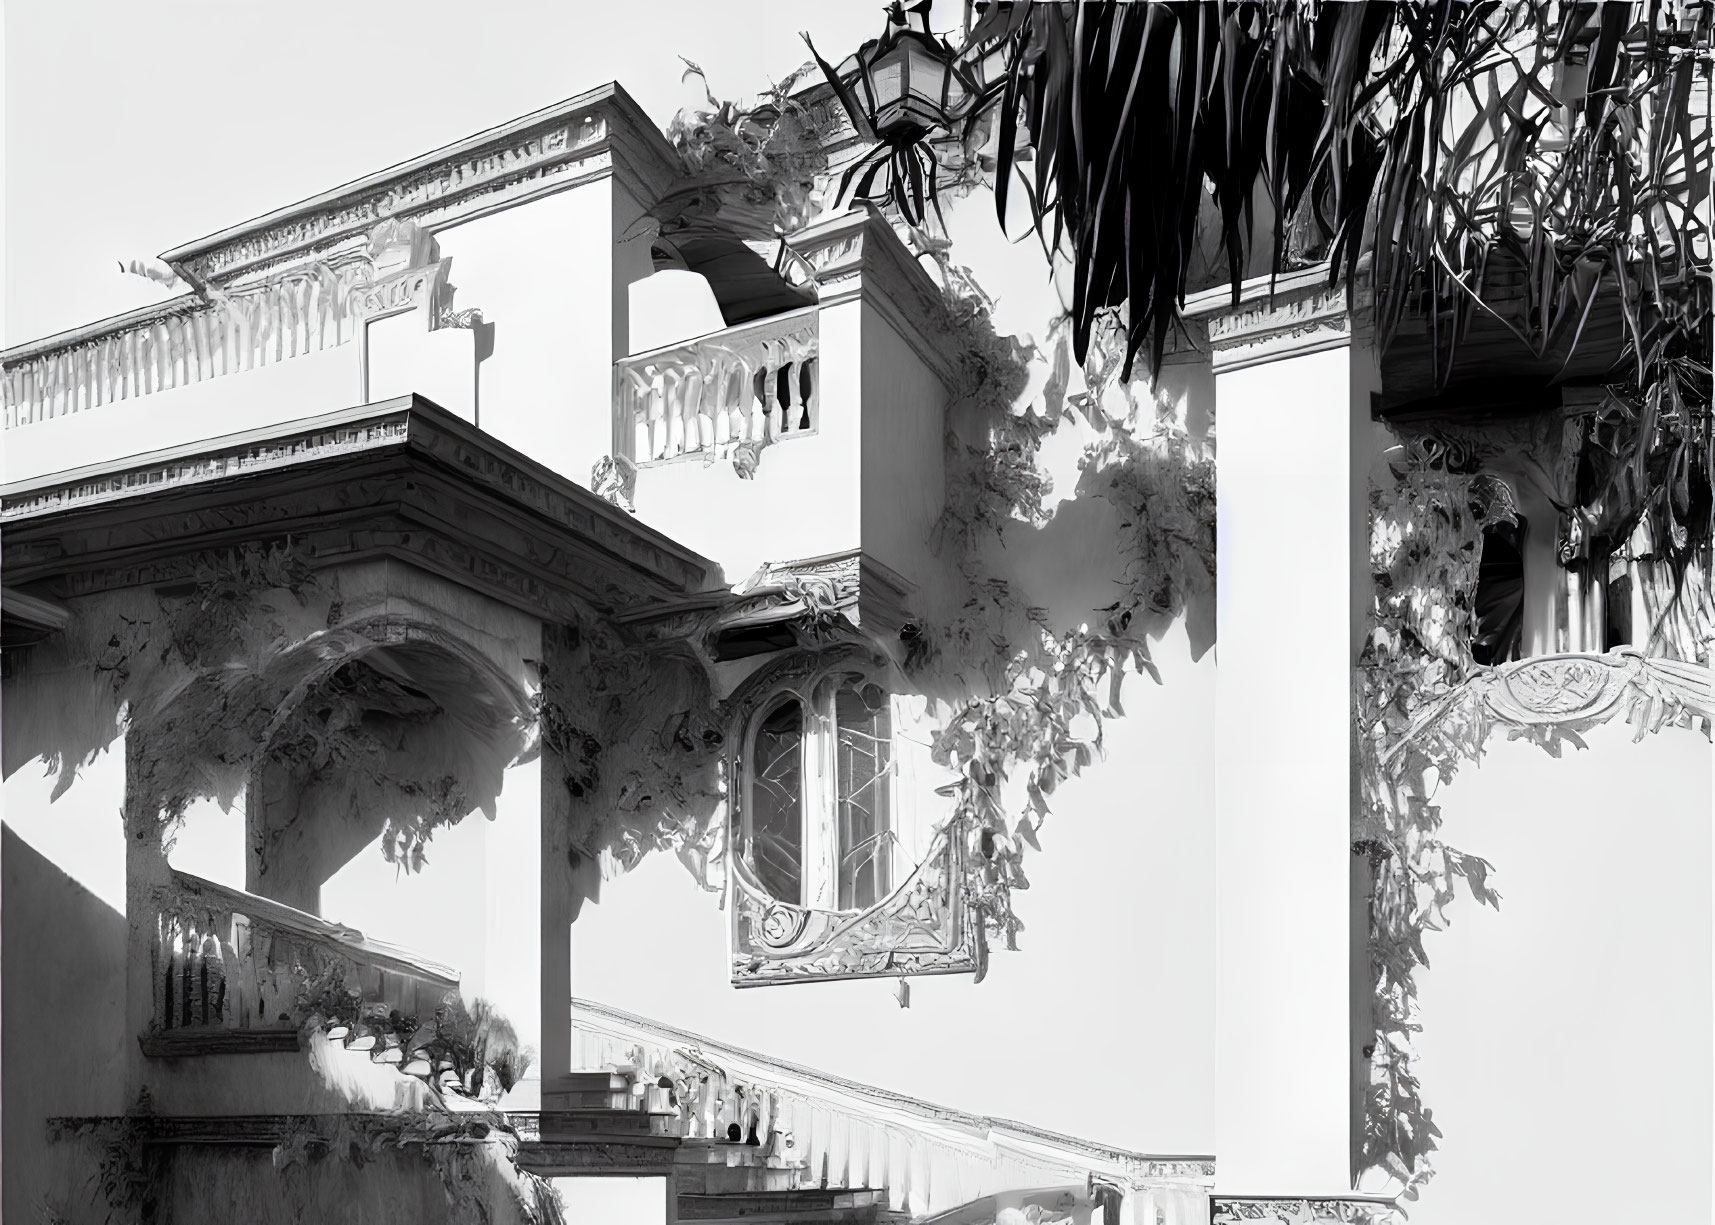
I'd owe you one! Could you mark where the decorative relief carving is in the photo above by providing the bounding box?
[178,114,607,282]
[349,259,453,322]
[721,644,984,987]
[1381,648,1714,771]
[725,553,861,633]
[4,215,477,429]
[1207,284,1350,371]
[0,416,413,522]
[1212,1198,1399,1225]
[730,827,986,984]
[590,454,638,513]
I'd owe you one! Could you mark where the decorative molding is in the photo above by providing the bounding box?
[1206,284,1351,373]
[514,1136,680,1177]
[677,1190,888,1220]
[4,218,466,431]
[0,396,716,618]
[725,551,862,629]
[0,412,414,522]
[1382,648,1715,772]
[730,827,986,985]
[5,85,680,427]
[349,257,453,323]
[161,85,676,283]
[138,1028,301,1058]
[1212,1196,1400,1224]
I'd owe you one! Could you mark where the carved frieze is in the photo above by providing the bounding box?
[172,115,609,284]
[1382,648,1715,772]
[1205,283,1351,373]
[348,258,454,323]
[1212,1198,1400,1225]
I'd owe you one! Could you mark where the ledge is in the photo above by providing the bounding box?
[160,82,680,286]
[48,1112,518,1147]
[0,394,719,618]
[139,1027,302,1058]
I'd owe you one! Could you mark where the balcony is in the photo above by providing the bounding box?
[615,306,819,468]
[610,211,964,606]
[143,869,459,1060]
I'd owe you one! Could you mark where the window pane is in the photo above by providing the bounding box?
[835,682,892,911]
[749,699,803,904]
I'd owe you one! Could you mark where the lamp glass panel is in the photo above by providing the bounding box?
[868,47,906,109]
[904,42,944,104]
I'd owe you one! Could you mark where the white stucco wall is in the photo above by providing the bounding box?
[859,302,949,604]
[2,342,362,485]
[630,299,865,583]
[432,180,622,483]
[568,620,1217,1156]
[1410,720,1712,1223]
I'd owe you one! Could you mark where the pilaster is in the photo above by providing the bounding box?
[1196,268,1387,1208]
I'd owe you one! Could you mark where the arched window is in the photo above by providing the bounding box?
[749,697,804,904]
[737,663,895,913]
[832,678,892,911]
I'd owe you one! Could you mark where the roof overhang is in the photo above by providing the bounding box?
[0,395,719,622]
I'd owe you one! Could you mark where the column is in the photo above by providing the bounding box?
[1202,273,1392,1219]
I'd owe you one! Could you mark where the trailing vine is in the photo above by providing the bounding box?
[650,61,841,245]
[1351,442,1507,1197]
[46,1090,165,1225]
[296,966,534,1107]
[271,1108,563,1225]
[914,254,1216,947]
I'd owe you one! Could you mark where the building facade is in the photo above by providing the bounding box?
[2,58,1710,1225]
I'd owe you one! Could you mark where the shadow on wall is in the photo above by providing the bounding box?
[3,823,130,1224]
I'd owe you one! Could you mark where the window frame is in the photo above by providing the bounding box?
[733,658,899,915]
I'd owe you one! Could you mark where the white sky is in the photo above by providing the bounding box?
[3,0,892,346]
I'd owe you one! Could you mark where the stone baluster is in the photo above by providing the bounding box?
[686,358,713,453]
[664,367,686,458]
[724,359,750,445]
[747,361,769,444]
[647,367,669,459]
[709,354,732,450]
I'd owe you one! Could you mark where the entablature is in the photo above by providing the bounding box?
[0,395,718,621]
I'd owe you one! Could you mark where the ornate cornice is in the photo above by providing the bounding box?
[0,395,716,618]
[47,1112,525,1148]
[1183,263,1374,373]
[160,83,678,288]
[2,86,680,431]
[1206,286,1350,373]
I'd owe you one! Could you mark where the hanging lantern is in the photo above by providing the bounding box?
[833,2,979,141]
[805,2,983,226]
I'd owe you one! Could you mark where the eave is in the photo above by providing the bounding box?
[0,395,719,622]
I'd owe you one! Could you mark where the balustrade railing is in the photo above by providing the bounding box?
[614,307,819,466]
[566,999,1213,1222]
[147,870,459,1052]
